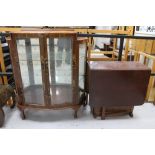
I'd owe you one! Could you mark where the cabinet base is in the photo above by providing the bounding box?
[91,106,134,120]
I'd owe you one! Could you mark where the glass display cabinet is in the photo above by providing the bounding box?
[8,31,87,119]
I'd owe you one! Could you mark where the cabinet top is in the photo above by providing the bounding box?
[89,61,151,71]
[10,30,77,37]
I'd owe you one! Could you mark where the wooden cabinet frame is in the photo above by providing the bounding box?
[8,31,86,119]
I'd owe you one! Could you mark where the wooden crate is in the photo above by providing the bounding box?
[130,39,155,55]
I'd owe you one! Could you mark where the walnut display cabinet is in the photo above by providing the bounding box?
[8,31,87,119]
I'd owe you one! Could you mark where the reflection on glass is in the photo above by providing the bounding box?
[47,38,72,84]
[79,43,86,89]
[16,38,44,105]
[47,37,73,104]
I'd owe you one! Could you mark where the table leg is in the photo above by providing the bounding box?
[129,112,133,118]
[101,107,105,120]
[92,108,97,118]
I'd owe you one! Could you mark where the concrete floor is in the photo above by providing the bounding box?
[2,102,155,129]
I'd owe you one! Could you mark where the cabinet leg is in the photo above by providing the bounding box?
[20,110,26,120]
[101,107,105,120]
[83,93,88,107]
[92,108,97,118]
[0,108,5,127]
[74,110,78,119]
[10,96,16,109]
[129,112,133,118]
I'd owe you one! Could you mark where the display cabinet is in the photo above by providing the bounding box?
[9,31,87,119]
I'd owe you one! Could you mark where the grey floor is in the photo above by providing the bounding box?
[2,102,155,129]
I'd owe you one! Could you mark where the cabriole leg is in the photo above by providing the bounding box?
[20,109,26,120]
[74,110,78,119]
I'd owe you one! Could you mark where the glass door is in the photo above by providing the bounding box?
[47,37,73,105]
[10,32,79,107]
[15,38,44,105]
[79,43,87,91]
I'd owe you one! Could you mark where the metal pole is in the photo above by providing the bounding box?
[118,37,124,61]
[0,72,13,76]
